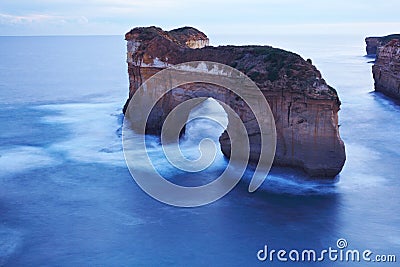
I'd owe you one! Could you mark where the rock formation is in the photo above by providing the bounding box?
[372,39,400,100]
[365,34,400,56]
[124,26,346,177]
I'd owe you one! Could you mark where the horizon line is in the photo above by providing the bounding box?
[0,34,124,37]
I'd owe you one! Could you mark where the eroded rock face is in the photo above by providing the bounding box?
[372,39,400,100]
[124,26,346,177]
[366,37,382,56]
[365,34,400,56]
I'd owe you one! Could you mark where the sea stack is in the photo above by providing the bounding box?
[124,26,346,177]
[365,34,400,56]
[372,39,400,100]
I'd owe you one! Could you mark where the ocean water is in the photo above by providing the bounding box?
[0,35,399,266]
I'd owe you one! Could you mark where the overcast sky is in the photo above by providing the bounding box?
[1,0,399,37]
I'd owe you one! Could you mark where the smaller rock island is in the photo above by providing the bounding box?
[371,38,400,100]
[365,34,400,56]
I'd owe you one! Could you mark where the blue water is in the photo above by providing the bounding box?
[0,35,399,266]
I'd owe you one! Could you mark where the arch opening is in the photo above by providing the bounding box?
[182,97,228,148]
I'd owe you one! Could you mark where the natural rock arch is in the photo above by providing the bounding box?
[143,82,264,163]
[124,26,346,177]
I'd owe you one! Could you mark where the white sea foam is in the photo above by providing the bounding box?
[261,173,337,195]
[36,102,125,166]
[0,146,59,177]
[337,142,387,191]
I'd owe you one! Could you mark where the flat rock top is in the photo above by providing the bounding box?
[366,34,400,42]
[126,26,339,101]
[125,26,208,48]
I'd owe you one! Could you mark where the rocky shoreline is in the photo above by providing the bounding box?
[124,26,346,177]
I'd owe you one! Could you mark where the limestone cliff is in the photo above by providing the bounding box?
[124,26,346,177]
[366,34,400,56]
[372,39,400,100]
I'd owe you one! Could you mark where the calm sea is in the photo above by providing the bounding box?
[0,34,399,266]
